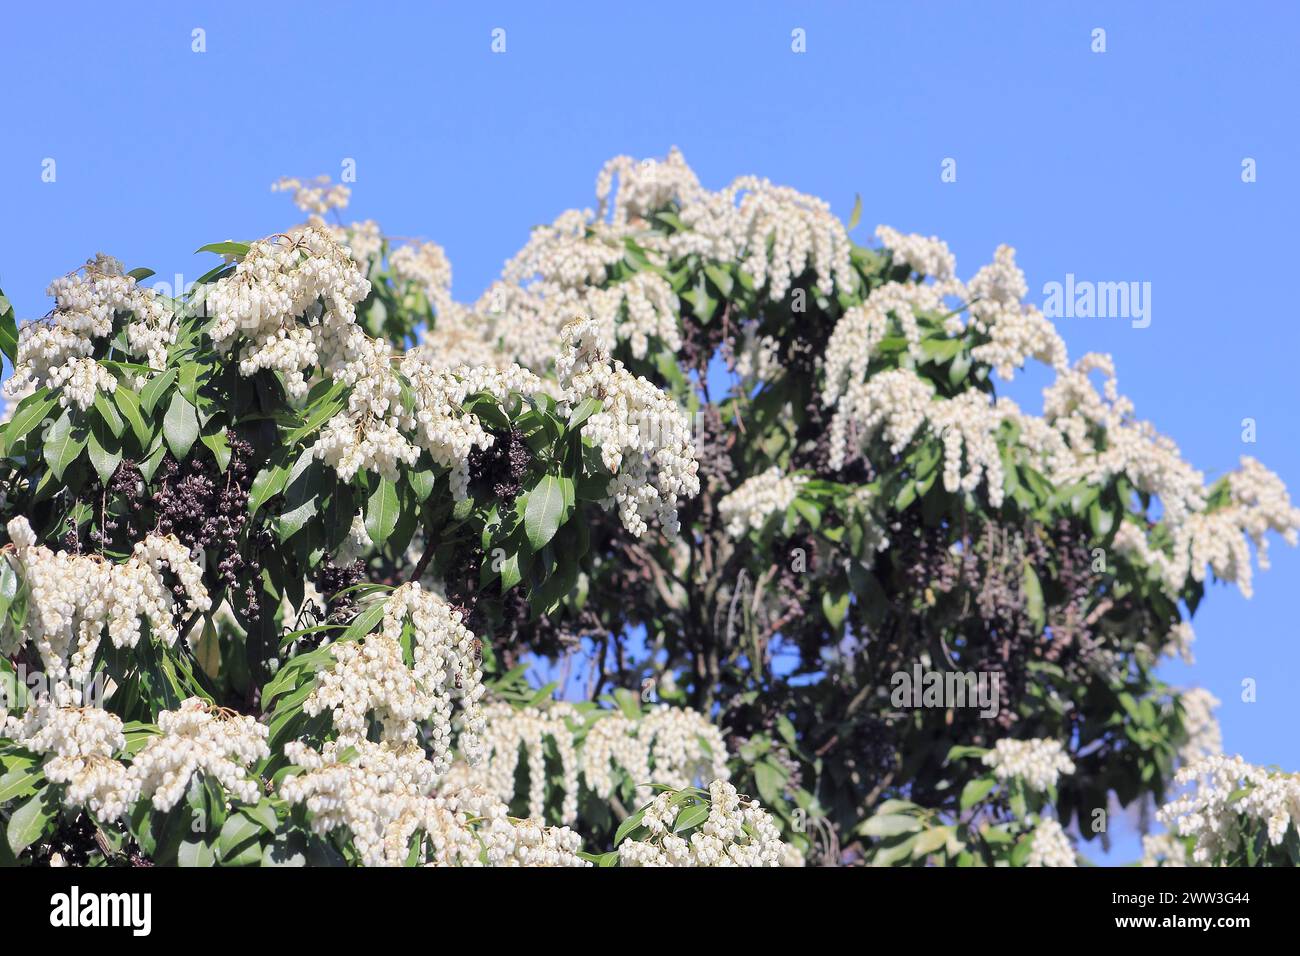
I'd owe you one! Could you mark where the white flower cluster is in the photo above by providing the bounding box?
[1108,453,1300,599]
[875,225,956,280]
[2,699,133,820]
[826,366,1008,506]
[205,225,371,399]
[4,254,175,409]
[1158,754,1300,863]
[1139,832,1199,867]
[311,335,419,482]
[581,705,730,805]
[311,336,540,493]
[717,466,808,538]
[557,319,700,537]
[618,780,800,867]
[1177,687,1222,765]
[307,217,383,268]
[455,149,857,373]
[448,701,729,825]
[128,698,269,811]
[964,245,1067,380]
[281,737,587,867]
[5,696,267,821]
[272,175,351,215]
[304,583,485,773]
[467,702,581,823]
[390,241,453,314]
[1036,354,1298,599]
[5,516,210,704]
[1026,818,1077,867]
[400,358,541,499]
[981,737,1076,793]
[595,148,703,226]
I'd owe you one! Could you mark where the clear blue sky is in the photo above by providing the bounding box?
[3,1,1297,863]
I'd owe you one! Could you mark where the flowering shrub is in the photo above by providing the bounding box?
[0,149,1295,866]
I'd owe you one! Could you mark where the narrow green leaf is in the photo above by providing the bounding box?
[44,411,85,481]
[6,789,56,856]
[524,474,566,551]
[139,368,177,416]
[163,392,199,459]
[365,479,400,545]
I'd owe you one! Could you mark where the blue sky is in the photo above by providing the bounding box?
[2,2,1297,862]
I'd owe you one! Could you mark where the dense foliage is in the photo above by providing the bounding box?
[0,154,1295,867]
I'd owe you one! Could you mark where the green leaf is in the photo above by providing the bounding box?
[6,788,56,856]
[43,410,85,481]
[0,291,17,369]
[523,474,567,551]
[871,833,918,865]
[754,760,786,807]
[248,452,292,517]
[276,450,320,542]
[93,391,125,439]
[0,388,56,457]
[163,391,199,458]
[912,826,952,858]
[859,814,922,838]
[0,759,43,803]
[1022,565,1045,633]
[239,801,281,835]
[613,808,648,846]
[114,385,151,448]
[177,837,217,867]
[365,479,400,546]
[340,598,388,643]
[139,368,177,416]
[567,396,603,430]
[960,777,997,811]
[218,813,262,861]
[200,427,231,471]
[847,192,863,231]
[88,413,124,483]
[195,241,251,258]
[673,802,710,833]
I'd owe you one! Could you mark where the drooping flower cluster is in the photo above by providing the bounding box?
[718,466,808,538]
[4,517,210,704]
[390,241,453,314]
[204,226,372,399]
[310,333,541,493]
[557,319,699,537]
[445,701,730,825]
[1177,687,1222,765]
[4,254,176,409]
[5,696,267,821]
[617,780,801,867]
[981,737,1076,792]
[1139,832,1199,867]
[2,699,133,820]
[303,583,485,773]
[127,698,269,811]
[581,705,730,805]
[1158,754,1300,863]
[280,737,588,867]
[461,702,582,823]
[599,153,855,302]
[1025,818,1077,867]
[272,175,352,216]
